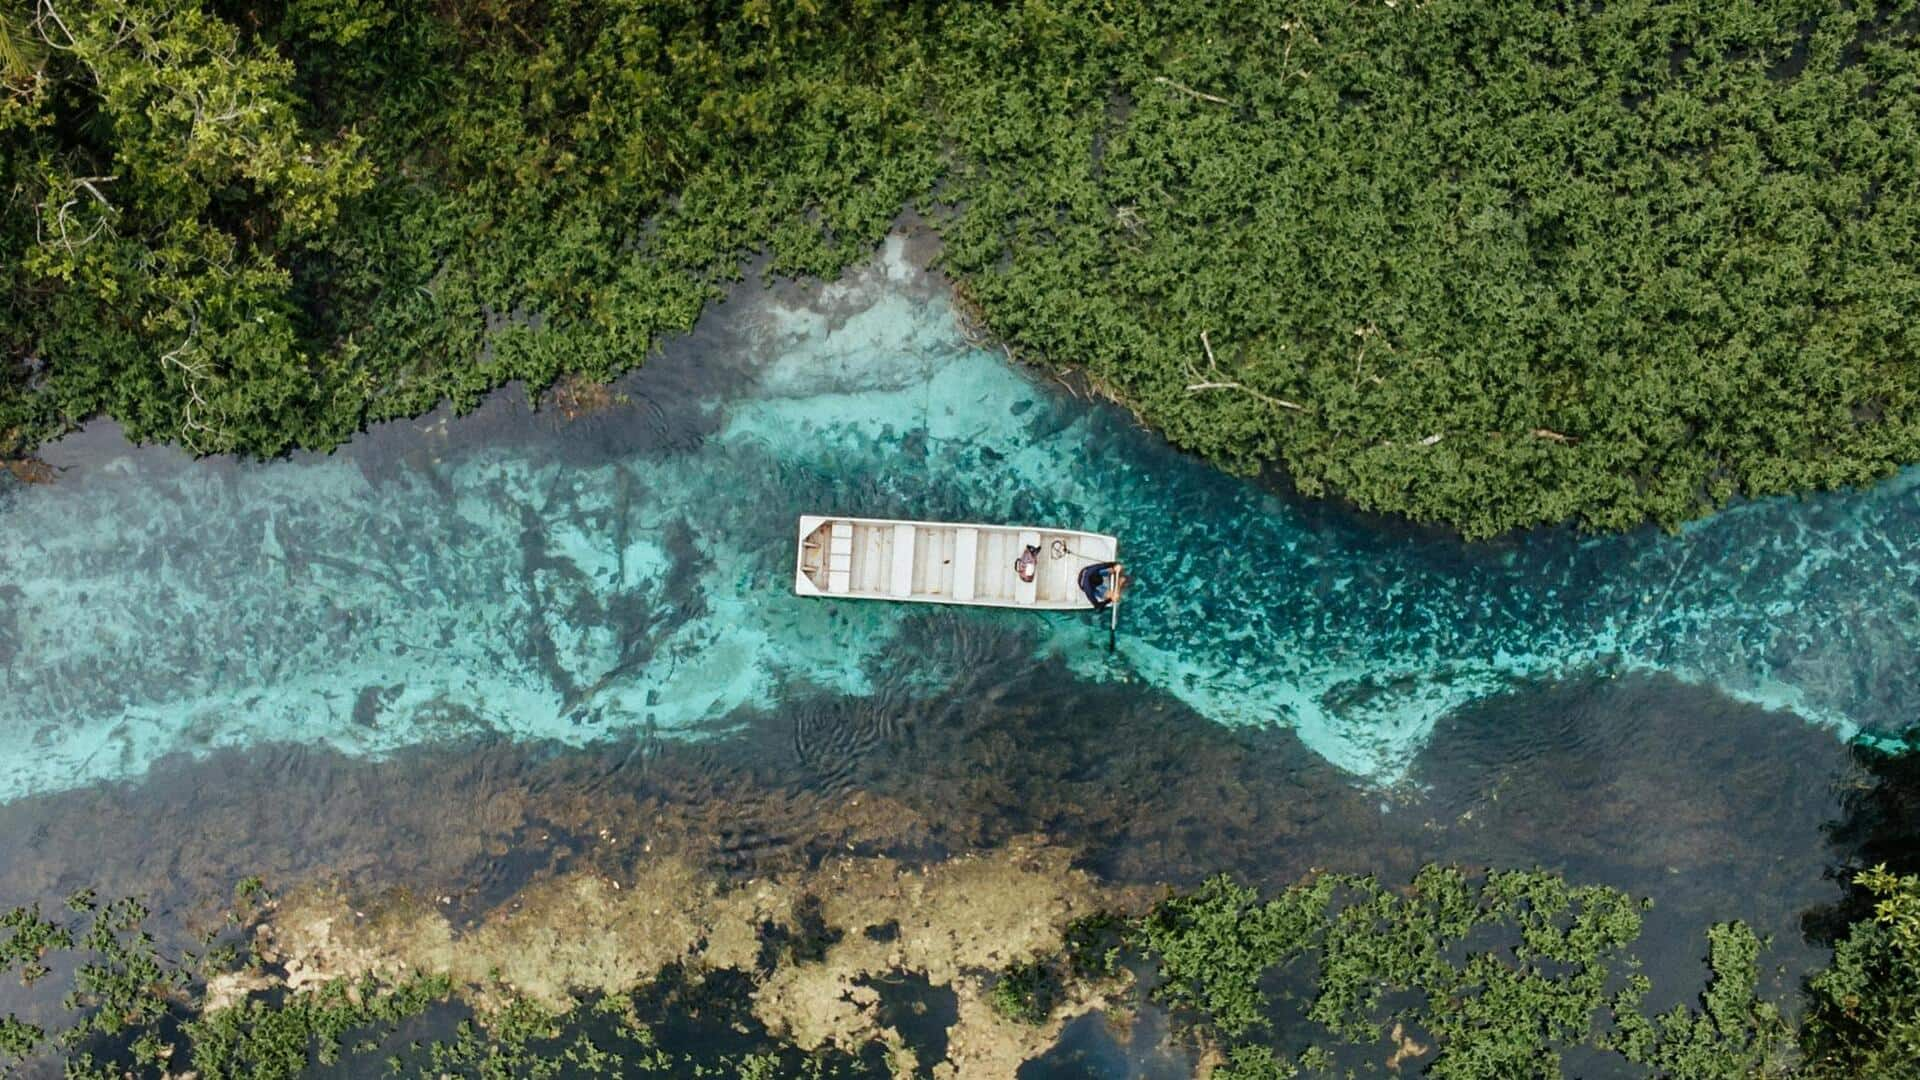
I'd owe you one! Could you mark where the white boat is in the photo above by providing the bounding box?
[794,515,1119,610]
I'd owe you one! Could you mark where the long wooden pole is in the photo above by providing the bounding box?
[1107,566,1123,653]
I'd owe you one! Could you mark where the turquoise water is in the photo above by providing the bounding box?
[0,238,1914,801]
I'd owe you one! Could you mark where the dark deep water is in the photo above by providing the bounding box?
[0,238,1909,1073]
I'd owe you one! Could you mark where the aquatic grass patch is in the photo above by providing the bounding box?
[1005,866,1799,1077]
[0,880,889,1078]
[0,737,1889,1076]
[0,837,1123,1073]
[987,960,1056,1025]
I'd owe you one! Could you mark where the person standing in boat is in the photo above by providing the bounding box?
[1078,561,1126,610]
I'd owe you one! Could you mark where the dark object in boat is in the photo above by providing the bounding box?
[1014,544,1041,582]
[1079,561,1124,610]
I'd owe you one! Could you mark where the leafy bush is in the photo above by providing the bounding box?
[1800,865,1920,1077]
[988,960,1057,1024]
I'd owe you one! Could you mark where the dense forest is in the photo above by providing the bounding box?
[2,0,1918,535]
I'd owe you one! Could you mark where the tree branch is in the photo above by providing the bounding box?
[1186,330,1305,411]
[1153,76,1232,106]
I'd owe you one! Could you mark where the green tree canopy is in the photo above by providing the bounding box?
[6,0,1920,536]
[1801,866,1920,1076]
[1,1,371,454]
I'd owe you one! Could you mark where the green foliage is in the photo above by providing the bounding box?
[1861,865,1920,952]
[418,995,562,1079]
[1212,1042,1299,1080]
[1605,922,1791,1077]
[0,0,371,455]
[1800,865,1920,1077]
[0,879,453,1078]
[0,867,1917,1076]
[59,897,183,1049]
[0,1015,42,1065]
[1138,872,1336,1037]
[988,960,1056,1024]
[934,0,1920,536]
[0,904,72,985]
[184,971,456,1080]
[1124,866,1795,1076]
[9,0,1920,535]
[0,882,888,1077]
[232,876,267,905]
[1062,910,1126,977]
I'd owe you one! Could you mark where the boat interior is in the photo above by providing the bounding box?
[797,517,1112,607]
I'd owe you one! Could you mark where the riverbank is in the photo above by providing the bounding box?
[6,2,1919,536]
[0,665,1866,1061]
[0,693,1903,1074]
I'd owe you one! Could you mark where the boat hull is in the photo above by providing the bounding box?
[794,515,1118,610]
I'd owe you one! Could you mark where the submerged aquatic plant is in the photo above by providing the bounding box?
[0,877,919,1077]
[0,904,71,988]
[986,960,1055,1025]
[1606,922,1790,1078]
[6,860,1919,1076]
[1009,864,1810,1076]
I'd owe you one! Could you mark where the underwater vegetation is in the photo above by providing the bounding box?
[5,860,1915,1078]
[5,1,1920,534]
[999,865,1920,1079]
[0,840,1103,1078]
[7,246,1920,796]
[0,602,1897,1076]
[0,883,881,1078]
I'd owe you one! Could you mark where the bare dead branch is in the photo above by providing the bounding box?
[34,1,78,52]
[1186,330,1306,411]
[72,175,116,208]
[1152,76,1232,106]
[157,313,230,451]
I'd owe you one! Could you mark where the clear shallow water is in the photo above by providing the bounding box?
[0,237,1915,801]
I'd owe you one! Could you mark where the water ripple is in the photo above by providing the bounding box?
[0,239,1913,797]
